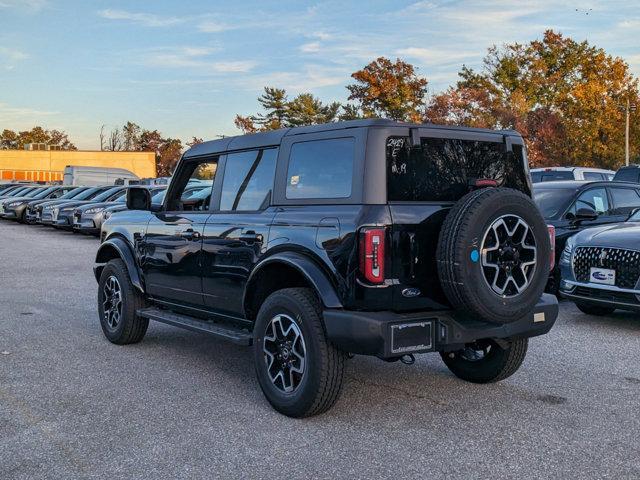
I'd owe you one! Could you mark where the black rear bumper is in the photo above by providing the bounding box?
[323,293,558,358]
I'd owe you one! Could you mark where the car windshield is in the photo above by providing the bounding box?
[71,187,103,200]
[23,188,46,198]
[533,186,577,219]
[32,187,58,199]
[7,186,33,196]
[629,209,640,221]
[92,187,123,202]
[59,188,85,199]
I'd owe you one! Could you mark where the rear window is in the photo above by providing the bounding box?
[531,170,574,183]
[286,138,354,199]
[614,168,640,183]
[387,136,530,202]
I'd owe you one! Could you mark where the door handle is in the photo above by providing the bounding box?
[179,229,201,240]
[239,230,263,243]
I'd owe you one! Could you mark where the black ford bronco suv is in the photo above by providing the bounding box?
[94,119,558,417]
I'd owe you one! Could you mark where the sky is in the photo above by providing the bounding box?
[1,0,639,150]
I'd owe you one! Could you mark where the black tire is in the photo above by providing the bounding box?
[253,288,345,418]
[97,258,149,345]
[575,302,616,316]
[436,187,550,324]
[440,338,528,383]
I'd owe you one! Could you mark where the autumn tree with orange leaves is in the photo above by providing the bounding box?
[425,30,640,168]
[347,57,428,122]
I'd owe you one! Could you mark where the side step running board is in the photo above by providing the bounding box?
[137,307,253,346]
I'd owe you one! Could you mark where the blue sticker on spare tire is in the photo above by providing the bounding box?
[470,249,479,262]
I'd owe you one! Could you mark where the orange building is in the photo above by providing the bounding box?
[0,149,157,182]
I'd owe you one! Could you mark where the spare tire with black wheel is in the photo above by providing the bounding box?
[436,187,550,324]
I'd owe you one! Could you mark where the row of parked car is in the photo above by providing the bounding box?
[0,182,211,235]
[531,165,640,316]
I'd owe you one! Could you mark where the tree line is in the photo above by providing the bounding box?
[99,122,202,176]
[2,30,638,171]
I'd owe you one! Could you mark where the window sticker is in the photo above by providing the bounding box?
[290,175,300,186]
[594,196,605,212]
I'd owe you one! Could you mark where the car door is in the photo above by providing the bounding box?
[141,156,219,306]
[607,186,640,222]
[201,148,278,316]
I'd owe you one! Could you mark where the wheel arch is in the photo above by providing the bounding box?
[243,251,342,321]
[94,236,144,294]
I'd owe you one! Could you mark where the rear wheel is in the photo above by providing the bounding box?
[440,338,528,383]
[97,259,149,344]
[253,288,345,418]
[575,302,616,316]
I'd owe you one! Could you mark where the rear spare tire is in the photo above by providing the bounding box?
[436,187,550,324]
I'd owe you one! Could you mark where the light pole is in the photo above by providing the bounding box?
[625,99,638,166]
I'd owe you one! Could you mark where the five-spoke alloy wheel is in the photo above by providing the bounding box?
[102,275,123,330]
[481,214,537,297]
[263,314,307,393]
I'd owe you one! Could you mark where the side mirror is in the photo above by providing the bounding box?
[126,187,151,211]
[575,207,598,221]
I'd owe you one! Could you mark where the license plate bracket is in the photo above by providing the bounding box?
[390,321,433,354]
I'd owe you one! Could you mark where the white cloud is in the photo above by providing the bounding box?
[0,102,58,124]
[198,21,233,33]
[396,47,482,65]
[98,9,184,27]
[143,47,256,73]
[0,46,28,61]
[300,42,321,53]
[0,0,46,11]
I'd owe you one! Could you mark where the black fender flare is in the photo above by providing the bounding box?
[243,251,343,314]
[94,237,144,293]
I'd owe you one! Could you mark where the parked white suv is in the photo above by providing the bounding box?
[531,167,614,183]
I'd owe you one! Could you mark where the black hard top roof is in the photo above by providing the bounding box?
[184,119,520,158]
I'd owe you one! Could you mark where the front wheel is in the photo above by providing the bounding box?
[575,302,616,316]
[253,288,345,418]
[440,338,528,383]
[97,259,149,344]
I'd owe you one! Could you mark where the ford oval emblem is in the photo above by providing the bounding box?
[402,287,421,298]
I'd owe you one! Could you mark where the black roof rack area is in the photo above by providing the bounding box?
[184,119,521,159]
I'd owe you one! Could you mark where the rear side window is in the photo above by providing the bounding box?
[286,138,354,199]
[614,168,640,183]
[583,172,604,181]
[220,148,277,211]
[387,136,530,202]
[609,187,640,215]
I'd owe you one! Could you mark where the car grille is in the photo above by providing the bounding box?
[574,286,640,305]
[573,246,640,289]
[74,211,81,223]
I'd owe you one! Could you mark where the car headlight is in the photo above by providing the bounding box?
[7,201,23,207]
[61,207,74,212]
[560,236,576,265]
[85,207,104,214]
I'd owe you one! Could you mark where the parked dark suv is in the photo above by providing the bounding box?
[94,119,558,417]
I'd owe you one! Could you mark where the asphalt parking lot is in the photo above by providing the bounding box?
[1,222,639,479]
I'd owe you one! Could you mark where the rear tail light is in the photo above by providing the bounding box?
[547,225,556,269]
[359,227,386,284]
